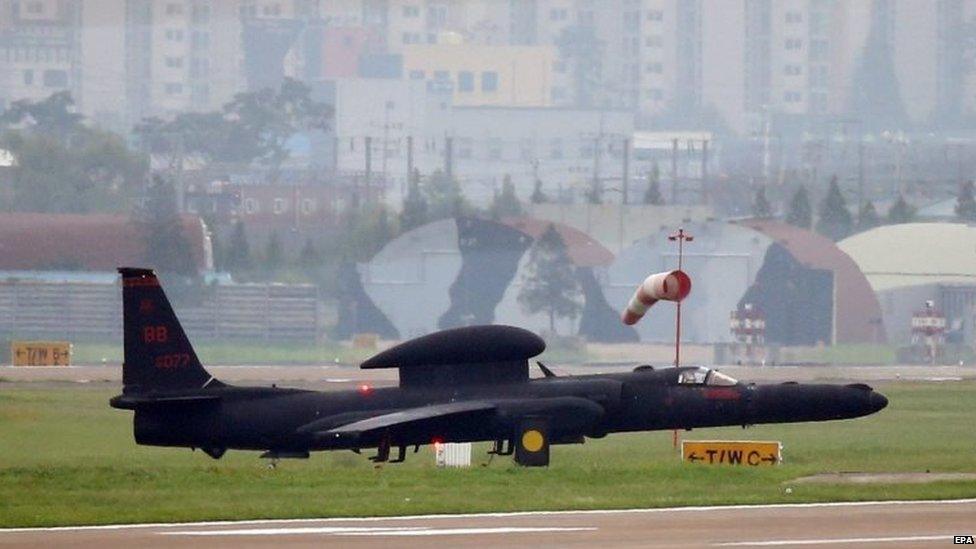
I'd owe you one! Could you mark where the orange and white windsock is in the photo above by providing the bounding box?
[621,270,692,325]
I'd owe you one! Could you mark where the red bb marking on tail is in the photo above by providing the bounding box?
[123,277,160,287]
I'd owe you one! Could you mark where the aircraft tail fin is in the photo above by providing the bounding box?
[118,267,221,394]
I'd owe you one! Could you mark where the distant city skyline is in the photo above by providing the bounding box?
[1,0,974,135]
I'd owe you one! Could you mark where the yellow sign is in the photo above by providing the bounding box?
[11,341,72,366]
[352,333,378,350]
[682,440,781,466]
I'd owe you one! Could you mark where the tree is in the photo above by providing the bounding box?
[955,181,976,222]
[136,78,332,173]
[262,230,284,278]
[815,176,853,241]
[530,179,549,204]
[141,175,196,276]
[0,91,83,135]
[425,169,468,220]
[0,93,146,214]
[400,169,429,232]
[134,112,244,167]
[887,194,916,224]
[337,205,397,263]
[223,78,331,173]
[586,175,604,204]
[785,185,813,229]
[857,200,881,231]
[297,238,321,270]
[752,185,772,218]
[223,221,252,273]
[490,174,523,219]
[374,207,394,248]
[643,163,664,205]
[517,224,583,334]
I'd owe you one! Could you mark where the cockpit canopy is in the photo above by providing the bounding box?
[676,367,738,386]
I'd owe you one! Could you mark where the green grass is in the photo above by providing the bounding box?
[70,340,591,366]
[70,341,379,366]
[780,344,898,365]
[0,382,974,527]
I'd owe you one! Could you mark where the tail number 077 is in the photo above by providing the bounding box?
[155,353,191,369]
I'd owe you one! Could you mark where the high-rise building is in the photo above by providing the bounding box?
[0,0,81,112]
[2,0,975,137]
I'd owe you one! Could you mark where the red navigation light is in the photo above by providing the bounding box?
[431,436,444,446]
[358,383,373,396]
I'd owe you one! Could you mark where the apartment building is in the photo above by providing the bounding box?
[0,0,80,111]
[401,43,555,107]
[2,0,324,129]
[3,0,976,138]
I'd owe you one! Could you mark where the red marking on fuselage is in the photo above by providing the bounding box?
[703,388,741,401]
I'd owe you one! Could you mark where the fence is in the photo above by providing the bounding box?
[0,280,320,342]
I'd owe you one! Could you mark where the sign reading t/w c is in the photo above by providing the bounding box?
[682,440,781,466]
[11,341,72,366]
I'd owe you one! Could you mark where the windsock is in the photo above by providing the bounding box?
[621,270,692,325]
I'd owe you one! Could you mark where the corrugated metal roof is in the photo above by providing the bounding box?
[838,222,976,292]
[0,213,210,272]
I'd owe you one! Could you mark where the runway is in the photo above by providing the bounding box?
[1,499,973,548]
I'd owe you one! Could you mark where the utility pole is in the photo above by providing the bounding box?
[592,134,602,202]
[857,140,865,213]
[172,131,185,213]
[700,139,709,205]
[364,136,372,205]
[958,143,965,187]
[332,136,339,175]
[622,137,630,205]
[406,135,414,199]
[382,102,394,186]
[590,111,606,204]
[670,137,679,204]
[444,136,453,179]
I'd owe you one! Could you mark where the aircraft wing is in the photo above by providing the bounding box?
[321,400,497,437]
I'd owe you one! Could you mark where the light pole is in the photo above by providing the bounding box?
[668,227,693,366]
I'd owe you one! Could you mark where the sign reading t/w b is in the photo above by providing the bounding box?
[682,440,781,466]
[11,341,72,366]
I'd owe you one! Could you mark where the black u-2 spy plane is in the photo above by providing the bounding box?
[111,267,887,467]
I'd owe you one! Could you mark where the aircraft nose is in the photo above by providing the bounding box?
[869,391,888,413]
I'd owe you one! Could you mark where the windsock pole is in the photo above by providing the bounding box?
[668,227,692,449]
[668,228,693,367]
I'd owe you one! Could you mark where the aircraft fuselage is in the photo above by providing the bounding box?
[113,367,887,458]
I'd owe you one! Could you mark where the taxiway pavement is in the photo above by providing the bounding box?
[1,499,973,548]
